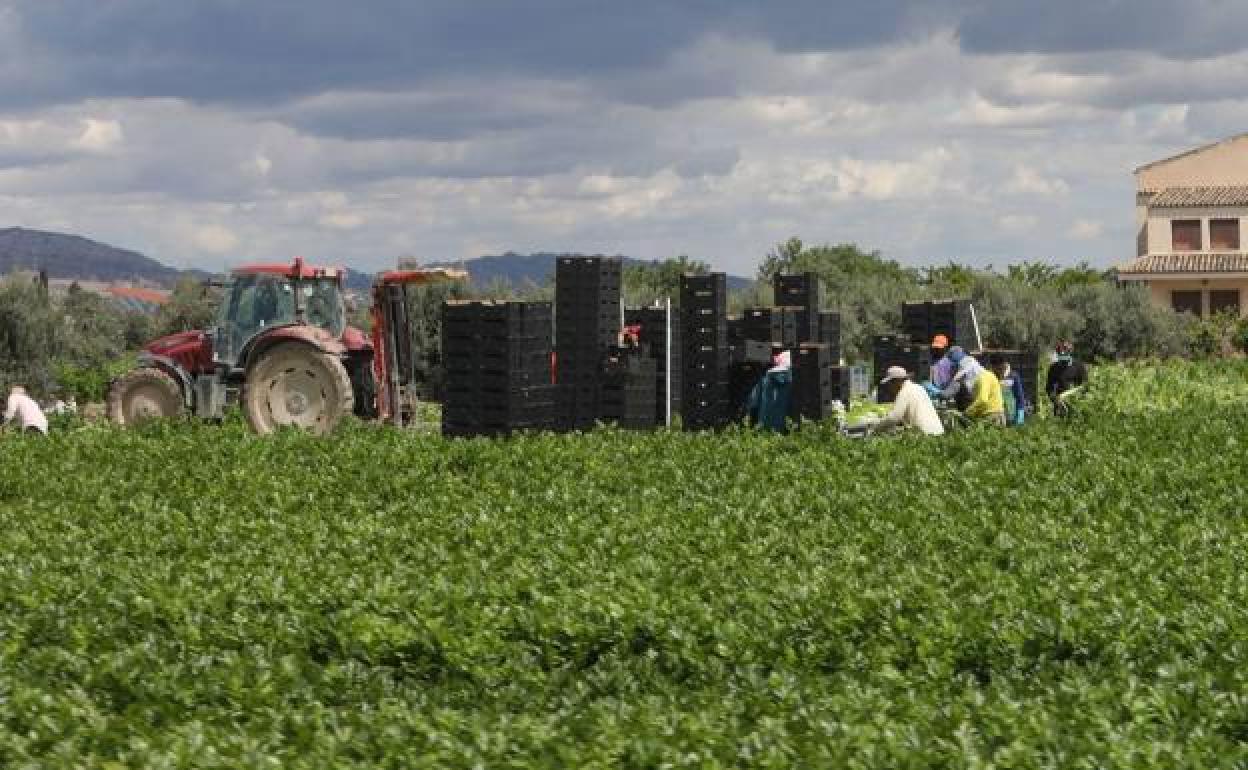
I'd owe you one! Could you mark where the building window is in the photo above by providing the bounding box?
[1210,289,1241,316]
[1171,290,1202,316]
[1171,219,1202,251]
[1210,219,1240,250]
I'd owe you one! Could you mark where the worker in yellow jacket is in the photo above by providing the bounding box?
[964,365,1006,426]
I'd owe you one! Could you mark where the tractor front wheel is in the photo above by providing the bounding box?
[242,343,353,435]
[107,367,186,426]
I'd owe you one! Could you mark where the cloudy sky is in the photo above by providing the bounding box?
[2,1,1247,274]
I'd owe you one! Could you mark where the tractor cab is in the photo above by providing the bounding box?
[212,263,347,369]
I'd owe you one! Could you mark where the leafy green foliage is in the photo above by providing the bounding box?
[624,256,709,307]
[153,277,218,336]
[1,362,1247,766]
[0,278,149,397]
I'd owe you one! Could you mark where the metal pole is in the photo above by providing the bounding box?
[665,297,672,427]
[969,302,984,352]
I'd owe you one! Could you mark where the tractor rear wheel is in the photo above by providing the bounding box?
[107,367,185,426]
[242,343,353,435]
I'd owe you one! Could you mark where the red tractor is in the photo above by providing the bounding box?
[107,258,465,434]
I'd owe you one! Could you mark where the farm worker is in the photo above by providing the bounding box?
[4,385,48,435]
[989,353,1027,426]
[1046,341,1088,417]
[870,366,944,436]
[943,346,983,411]
[929,334,953,388]
[964,362,1006,426]
[747,350,792,433]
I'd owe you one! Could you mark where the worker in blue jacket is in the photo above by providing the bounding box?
[747,350,792,433]
[988,353,1027,426]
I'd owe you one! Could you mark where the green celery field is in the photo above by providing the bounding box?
[2,361,1248,768]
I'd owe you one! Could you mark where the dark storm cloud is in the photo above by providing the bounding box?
[3,0,953,109]
[957,0,1248,58]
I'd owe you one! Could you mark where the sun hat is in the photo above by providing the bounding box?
[879,365,909,385]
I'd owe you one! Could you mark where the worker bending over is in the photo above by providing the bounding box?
[943,346,983,411]
[5,385,48,435]
[1046,341,1088,417]
[964,358,1005,426]
[871,366,944,436]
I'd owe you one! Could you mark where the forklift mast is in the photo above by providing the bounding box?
[370,269,467,425]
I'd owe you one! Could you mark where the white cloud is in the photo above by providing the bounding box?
[1069,219,1103,239]
[831,148,955,202]
[192,224,239,254]
[74,118,123,152]
[318,211,365,230]
[1004,165,1069,196]
[997,214,1038,233]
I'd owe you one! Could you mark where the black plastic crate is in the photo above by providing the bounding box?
[774,272,822,314]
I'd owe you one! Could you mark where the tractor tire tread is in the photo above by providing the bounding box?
[106,366,185,426]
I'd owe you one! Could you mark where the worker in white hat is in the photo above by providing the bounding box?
[870,366,944,436]
[4,385,48,435]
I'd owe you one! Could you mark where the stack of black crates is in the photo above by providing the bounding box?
[741,306,801,347]
[623,307,681,425]
[441,301,555,436]
[872,334,931,404]
[599,347,658,429]
[791,343,848,421]
[681,273,730,431]
[774,272,823,345]
[555,256,621,430]
[901,299,976,348]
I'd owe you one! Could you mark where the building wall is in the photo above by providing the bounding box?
[1144,206,1248,253]
[1140,278,1248,317]
[1137,135,1248,191]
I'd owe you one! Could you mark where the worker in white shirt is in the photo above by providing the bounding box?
[5,385,48,435]
[870,366,945,436]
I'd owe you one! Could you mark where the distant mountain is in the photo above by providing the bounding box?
[0,228,752,294]
[423,251,753,290]
[0,227,211,286]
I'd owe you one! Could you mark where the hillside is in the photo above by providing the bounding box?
[0,227,201,286]
[0,228,749,292]
[426,251,753,290]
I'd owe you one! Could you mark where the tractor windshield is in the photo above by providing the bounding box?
[213,273,345,366]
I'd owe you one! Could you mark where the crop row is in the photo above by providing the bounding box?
[0,362,1245,767]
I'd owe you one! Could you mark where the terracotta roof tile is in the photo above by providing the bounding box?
[1118,253,1248,275]
[1149,186,1248,207]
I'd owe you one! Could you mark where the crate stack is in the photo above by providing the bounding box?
[871,334,932,403]
[902,299,976,348]
[681,273,730,431]
[599,347,658,429]
[817,312,842,360]
[741,306,801,347]
[790,343,844,421]
[976,349,1040,408]
[555,256,622,430]
[775,273,820,340]
[623,307,681,424]
[441,301,556,437]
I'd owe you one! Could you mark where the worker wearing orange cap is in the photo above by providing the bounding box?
[928,333,955,393]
